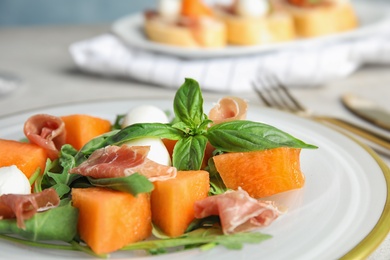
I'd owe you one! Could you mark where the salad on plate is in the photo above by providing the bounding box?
[0,78,316,258]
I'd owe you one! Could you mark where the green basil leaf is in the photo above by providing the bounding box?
[87,173,154,196]
[75,130,120,165]
[206,120,317,152]
[172,135,207,170]
[173,78,205,129]
[106,123,184,145]
[75,123,183,165]
[112,114,126,130]
[171,121,191,134]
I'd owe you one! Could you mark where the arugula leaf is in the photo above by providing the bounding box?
[0,199,78,242]
[121,227,271,253]
[207,159,229,195]
[0,236,107,258]
[87,173,154,196]
[33,158,58,194]
[186,216,221,233]
[39,145,82,198]
[172,135,207,170]
[29,167,41,186]
[206,120,317,152]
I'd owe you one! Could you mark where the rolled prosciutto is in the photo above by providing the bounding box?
[69,145,177,182]
[23,114,66,160]
[0,188,60,229]
[194,188,281,234]
[208,96,248,125]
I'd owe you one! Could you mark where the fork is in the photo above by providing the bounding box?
[252,75,390,156]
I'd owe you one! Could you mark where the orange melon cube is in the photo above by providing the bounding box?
[61,114,111,150]
[213,147,305,198]
[0,139,48,178]
[151,170,210,237]
[72,187,152,254]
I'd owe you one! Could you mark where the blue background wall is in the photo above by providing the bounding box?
[0,0,155,26]
[0,0,387,27]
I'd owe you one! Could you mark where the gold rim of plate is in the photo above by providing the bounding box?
[339,135,390,259]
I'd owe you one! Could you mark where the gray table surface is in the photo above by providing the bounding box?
[0,24,389,259]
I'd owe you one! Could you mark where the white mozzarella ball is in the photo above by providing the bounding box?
[122,105,172,165]
[158,0,182,18]
[122,105,169,128]
[125,137,171,166]
[236,0,270,17]
[0,165,31,196]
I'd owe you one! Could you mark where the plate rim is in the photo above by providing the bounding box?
[111,0,390,59]
[336,135,390,259]
[0,97,389,259]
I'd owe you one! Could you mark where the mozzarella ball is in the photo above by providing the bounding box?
[158,0,182,18]
[0,165,31,196]
[122,105,171,165]
[124,137,171,166]
[235,0,270,17]
[122,105,169,128]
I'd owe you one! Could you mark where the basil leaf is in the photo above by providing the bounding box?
[75,123,183,165]
[106,123,184,145]
[112,114,126,130]
[207,120,317,152]
[75,130,120,165]
[87,173,154,196]
[172,135,207,170]
[173,78,205,129]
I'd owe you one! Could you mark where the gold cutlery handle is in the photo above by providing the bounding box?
[314,116,390,151]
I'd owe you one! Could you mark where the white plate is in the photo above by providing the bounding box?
[0,98,389,260]
[111,0,390,59]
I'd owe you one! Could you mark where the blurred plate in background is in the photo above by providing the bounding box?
[111,0,390,59]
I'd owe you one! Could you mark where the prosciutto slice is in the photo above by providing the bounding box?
[208,96,248,125]
[0,188,60,229]
[23,114,66,160]
[194,188,281,234]
[69,145,177,182]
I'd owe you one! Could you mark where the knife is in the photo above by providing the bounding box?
[341,93,390,131]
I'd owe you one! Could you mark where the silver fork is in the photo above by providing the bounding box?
[252,75,390,155]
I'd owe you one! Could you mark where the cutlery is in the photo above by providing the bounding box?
[341,93,390,131]
[252,75,390,156]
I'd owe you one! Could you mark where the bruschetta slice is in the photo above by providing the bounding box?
[144,0,226,48]
[214,0,296,45]
[272,0,358,38]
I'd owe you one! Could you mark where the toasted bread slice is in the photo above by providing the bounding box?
[215,7,295,46]
[274,0,358,38]
[144,14,226,48]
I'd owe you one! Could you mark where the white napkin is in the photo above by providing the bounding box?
[69,30,390,93]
